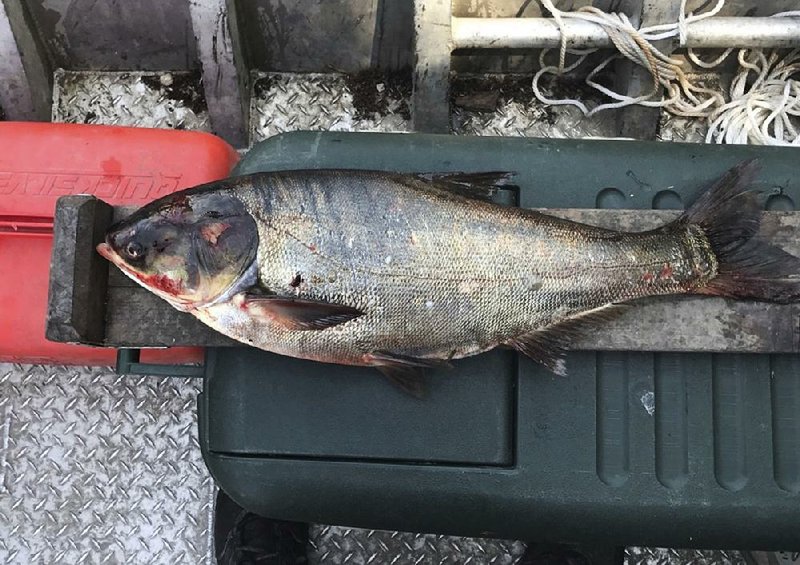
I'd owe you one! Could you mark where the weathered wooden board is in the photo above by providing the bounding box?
[46,196,113,345]
[47,195,800,353]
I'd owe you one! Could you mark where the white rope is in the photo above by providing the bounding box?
[706,49,800,145]
[532,0,800,145]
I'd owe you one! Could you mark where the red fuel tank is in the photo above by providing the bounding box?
[0,122,239,365]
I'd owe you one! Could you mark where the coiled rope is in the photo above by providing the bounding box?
[532,0,800,145]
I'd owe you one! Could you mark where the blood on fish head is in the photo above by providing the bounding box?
[97,184,259,310]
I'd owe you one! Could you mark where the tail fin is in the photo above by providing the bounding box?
[687,159,800,303]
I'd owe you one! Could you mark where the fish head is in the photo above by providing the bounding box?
[97,186,258,311]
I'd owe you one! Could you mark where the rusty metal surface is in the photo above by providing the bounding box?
[0,364,215,564]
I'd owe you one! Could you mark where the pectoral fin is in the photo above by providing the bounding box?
[241,295,364,331]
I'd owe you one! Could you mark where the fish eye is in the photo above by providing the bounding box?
[125,241,144,259]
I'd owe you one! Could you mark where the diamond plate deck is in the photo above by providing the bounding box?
[53,70,210,131]
[250,72,616,141]
[5,68,784,565]
[308,525,527,565]
[250,72,411,143]
[451,75,616,138]
[0,364,214,564]
[625,547,748,565]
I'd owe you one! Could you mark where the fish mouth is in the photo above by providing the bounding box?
[96,241,133,276]
[96,242,115,262]
[96,240,143,284]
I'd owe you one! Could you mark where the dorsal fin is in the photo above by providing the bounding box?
[507,304,627,376]
[415,171,516,203]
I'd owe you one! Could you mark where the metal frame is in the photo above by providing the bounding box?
[613,0,683,140]
[450,16,800,49]
[412,0,452,133]
[0,0,51,121]
[0,0,249,145]
[188,0,249,148]
[412,0,800,138]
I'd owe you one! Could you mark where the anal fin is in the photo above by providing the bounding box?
[366,351,452,399]
[508,304,627,377]
[376,366,428,399]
